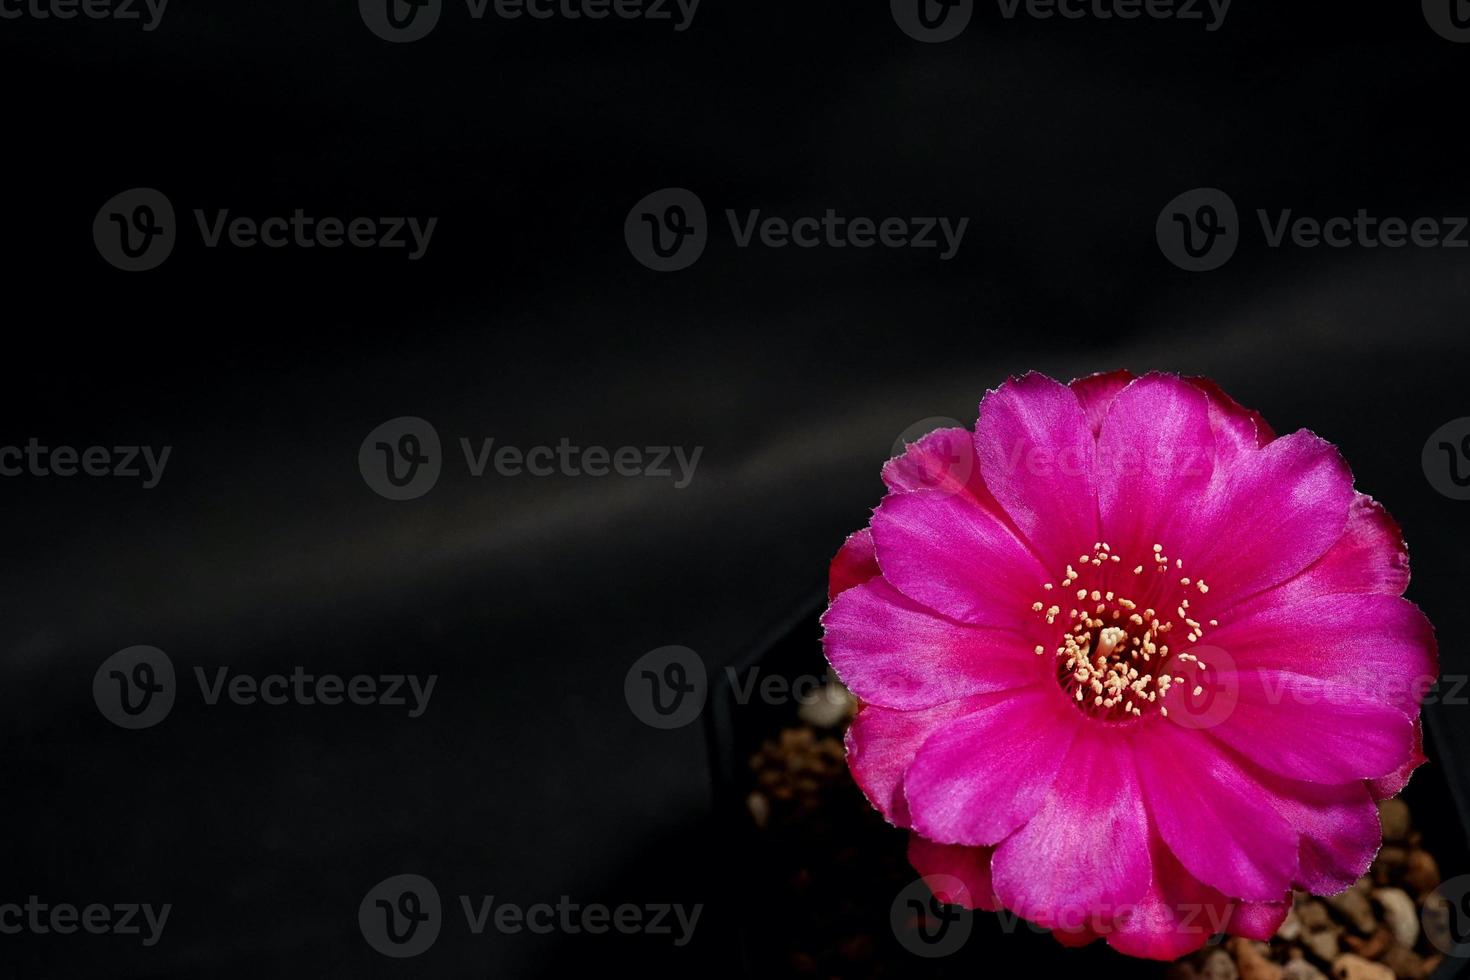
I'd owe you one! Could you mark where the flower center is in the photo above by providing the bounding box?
[1029,542,1218,723]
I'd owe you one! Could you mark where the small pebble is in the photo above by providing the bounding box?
[1331,952,1393,980]
[1372,887,1418,948]
[1297,899,1332,931]
[1282,960,1327,980]
[746,791,770,829]
[1303,927,1342,962]
[1227,936,1283,980]
[796,682,855,729]
[1380,942,1430,980]
[1421,891,1454,954]
[1370,845,1408,886]
[1201,948,1240,980]
[1327,884,1376,935]
[1343,926,1389,960]
[1277,906,1303,941]
[1403,849,1440,896]
[1377,799,1411,842]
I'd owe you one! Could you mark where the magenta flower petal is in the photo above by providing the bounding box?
[1238,493,1409,612]
[1370,717,1427,801]
[906,834,1001,911]
[973,373,1099,570]
[1052,922,1103,948]
[870,489,1045,628]
[1226,900,1291,942]
[828,527,879,600]
[1204,670,1415,782]
[1095,373,1217,560]
[905,687,1080,846]
[844,696,998,827]
[989,730,1151,929]
[1184,430,1355,606]
[1186,375,1276,458]
[1251,770,1380,894]
[1134,724,1298,901]
[1209,593,1437,717]
[822,579,1043,709]
[821,371,1438,960]
[882,425,989,501]
[1104,832,1235,960]
[1069,369,1134,437]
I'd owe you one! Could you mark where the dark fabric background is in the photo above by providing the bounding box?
[1,2,1468,976]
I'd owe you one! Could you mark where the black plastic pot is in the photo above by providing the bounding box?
[707,591,1470,979]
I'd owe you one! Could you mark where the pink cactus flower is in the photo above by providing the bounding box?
[822,371,1437,960]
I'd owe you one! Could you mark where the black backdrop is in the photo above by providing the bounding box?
[2,1,1469,976]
